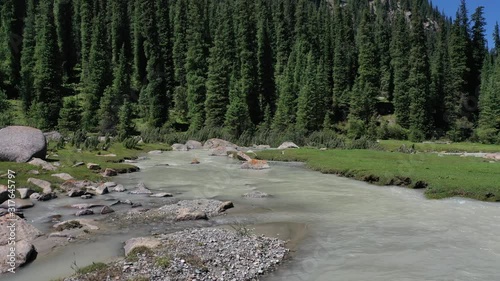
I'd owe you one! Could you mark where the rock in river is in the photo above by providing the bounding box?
[0,126,47,163]
[129,182,152,195]
[27,178,52,194]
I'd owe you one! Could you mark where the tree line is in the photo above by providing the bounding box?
[0,0,499,144]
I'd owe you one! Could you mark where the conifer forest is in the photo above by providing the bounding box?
[1,0,499,144]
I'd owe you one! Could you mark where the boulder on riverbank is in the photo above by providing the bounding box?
[277,141,299,149]
[203,138,238,149]
[185,140,203,150]
[0,126,47,163]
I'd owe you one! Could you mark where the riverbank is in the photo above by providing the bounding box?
[0,142,169,193]
[255,148,500,201]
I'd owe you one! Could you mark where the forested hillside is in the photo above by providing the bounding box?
[0,0,499,144]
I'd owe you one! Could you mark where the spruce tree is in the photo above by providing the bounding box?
[391,10,411,128]
[0,89,12,127]
[205,4,234,128]
[19,0,37,113]
[494,22,500,55]
[31,0,63,130]
[447,0,472,140]
[172,0,189,122]
[118,99,136,138]
[257,1,276,120]
[185,0,207,131]
[98,47,130,134]
[55,0,76,81]
[225,74,251,138]
[349,9,379,127]
[58,97,83,133]
[82,12,111,131]
[407,4,432,142]
[0,0,23,98]
[236,0,259,125]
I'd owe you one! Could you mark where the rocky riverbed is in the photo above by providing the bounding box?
[64,228,289,281]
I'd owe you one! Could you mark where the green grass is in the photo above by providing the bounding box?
[155,255,171,268]
[0,142,169,190]
[379,140,500,153]
[76,262,108,275]
[126,246,154,262]
[256,149,500,201]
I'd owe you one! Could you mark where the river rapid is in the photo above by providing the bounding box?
[6,150,500,281]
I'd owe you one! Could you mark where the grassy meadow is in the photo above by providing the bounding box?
[256,148,500,201]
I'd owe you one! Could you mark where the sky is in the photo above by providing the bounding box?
[433,0,499,48]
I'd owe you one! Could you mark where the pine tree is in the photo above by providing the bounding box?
[391,10,411,128]
[0,89,12,127]
[58,97,83,133]
[349,9,379,126]
[225,74,251,137]
[375,0,393,99]
[236,0,259,125]
[256,0,275,120]
[82,11,111,131]
[205,4,234,128]
[98,47,130,134]
[19,0,37,113]
[138,0,169,128]
[296,53,326,133]
[55,0,76,81]
[118,99,136,138]
[493,22,500,55]
[31,0,63,130]
[0,0,23,98]
[172,0,189,122]
[79,0,93,81]
[407,4,432,142]
[447,0,472,140]
[185,0,207,131]
[110,0,130,65]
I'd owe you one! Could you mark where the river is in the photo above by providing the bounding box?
[6,150,500,281]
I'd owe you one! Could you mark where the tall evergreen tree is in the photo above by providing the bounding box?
[391,10,411,128]
[236,0,259,125]
[82,11,111,130]
[31,0,63,130]
[185,0,208,131]
[55,0,76,81]
[225,74,251,137]
[408,3,432,141]
[172,0,189,123]
[205,4,234,128]
[98,47,130,133]
[20,0,37,113]
[256,0,276,121]
[447,0,473,140]
[349,9,379,128]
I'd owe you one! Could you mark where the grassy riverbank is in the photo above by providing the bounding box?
[255,149,500,201]
[379,140,500,153]
[0,142,169,192]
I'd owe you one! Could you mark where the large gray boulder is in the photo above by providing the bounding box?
[0,126,47,162]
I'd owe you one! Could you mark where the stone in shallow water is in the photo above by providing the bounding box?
[75,209,94,216]
[150,193,173,198]
[129,182,152,194]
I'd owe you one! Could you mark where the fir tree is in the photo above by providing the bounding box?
[349,9,379,126]
[205,4,234,128]
[408,4,432,141]
[58,97,83,133]
[31,0,63,130]
[185,0,207,131]
[82,11,111,131]
[19,0,37,113]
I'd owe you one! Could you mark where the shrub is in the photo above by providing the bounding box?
[123,137,140,149]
